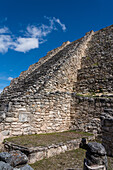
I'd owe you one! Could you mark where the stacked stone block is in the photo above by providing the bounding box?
[70,94,113,135]
[0,92,72,138]
[101,109,113,156]
[84,142,107,170]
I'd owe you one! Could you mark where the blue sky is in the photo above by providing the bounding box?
[0,0,113,93]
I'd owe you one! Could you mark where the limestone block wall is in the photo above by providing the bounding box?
[101,109,113,156]
[0,92,72,138]
[70,94,113,135]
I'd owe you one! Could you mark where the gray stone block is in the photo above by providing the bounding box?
[0,161,13,170]
[13,164,34,170]
[0,151,28,167]
[87,142,106,155]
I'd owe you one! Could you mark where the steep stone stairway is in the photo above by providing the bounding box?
[75,25,113,94]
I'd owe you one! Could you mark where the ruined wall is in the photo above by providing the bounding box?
[0,92,71,137]
[101,109,113,156]
[0,31,94,139]
[0,24,113,142]
[70,94,113,135]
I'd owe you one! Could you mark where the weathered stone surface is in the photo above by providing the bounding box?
[0,150,28,167]
[70,95,112,134]
[0,112,5,123]
[101,109,113,156]
[0,161,13,170]
[0,152,11,162]
[13,164,33,170]
[4,135,95,164]
[87,142,106,156]
[76,25,113,94]
[19,113,28,122]
[86,152,107,165]
[0,133,4,144]
[84,142,107,170]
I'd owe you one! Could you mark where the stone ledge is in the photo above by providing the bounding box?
[4,135,95,164]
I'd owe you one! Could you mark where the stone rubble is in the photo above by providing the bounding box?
[0,150,33,170]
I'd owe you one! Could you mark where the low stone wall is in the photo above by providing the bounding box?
[4,135,95,164]
[71,94,113,135]
[101,109,113,156]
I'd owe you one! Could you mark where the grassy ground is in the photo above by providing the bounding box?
[108,156,113,170]
[2,132,113,169]
[30,148,86,170]
[5,131,93,147]
[30,148,113,170]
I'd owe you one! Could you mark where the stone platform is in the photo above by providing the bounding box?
[4,135,95,164]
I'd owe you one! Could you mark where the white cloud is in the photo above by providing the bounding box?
[26,19,54,39]
[53,17,66,31]
[0,35,13,53]
[0,16,66,53]
[8,77,13,81]
[27,16,66,37]
[26,26,43,38]
[14,37,39,53]
[0,76,13,81]
[26,17,66,45]
[0,27,13,53]
[44,16,66,32]
[0,27,9,34]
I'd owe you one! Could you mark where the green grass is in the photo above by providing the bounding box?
[76,93,96,97]
[108,156,113,170]
[30,148,113,170]
[76,92,113,98]
[30,148,86,170]
[4,130,93,147]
